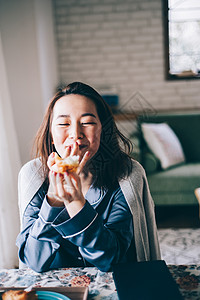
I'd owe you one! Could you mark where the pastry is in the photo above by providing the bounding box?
[2,290,37,300]
[54,152,79,173]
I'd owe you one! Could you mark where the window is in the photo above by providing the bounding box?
[163,0,200,80]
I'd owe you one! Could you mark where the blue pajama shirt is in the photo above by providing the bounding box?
[16,181,136,273]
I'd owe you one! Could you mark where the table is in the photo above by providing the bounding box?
[0,265,200,299]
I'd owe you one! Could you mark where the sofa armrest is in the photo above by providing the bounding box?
[142,152,160,174]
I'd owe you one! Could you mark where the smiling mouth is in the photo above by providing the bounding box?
[65,144,88,151]
[79,145,88,150]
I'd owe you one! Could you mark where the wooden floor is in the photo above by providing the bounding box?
[155,204,200,229]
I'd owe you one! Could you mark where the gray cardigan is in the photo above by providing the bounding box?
[18,158,161,262]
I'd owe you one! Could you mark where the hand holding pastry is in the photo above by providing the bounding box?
[47,142,90,175]
[46,143,91,215]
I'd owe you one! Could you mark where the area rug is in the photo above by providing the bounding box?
[158,228,200,264]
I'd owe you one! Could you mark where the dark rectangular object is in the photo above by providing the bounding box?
[113,260,183,300]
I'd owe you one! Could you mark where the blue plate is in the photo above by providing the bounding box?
[36,291,71,300]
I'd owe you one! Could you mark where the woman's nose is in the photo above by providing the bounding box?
[68,124,83,140]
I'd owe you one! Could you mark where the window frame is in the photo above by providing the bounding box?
[162,0,200,80]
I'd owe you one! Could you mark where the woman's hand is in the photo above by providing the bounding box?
[46,143,91,216]
[47,170,86,217]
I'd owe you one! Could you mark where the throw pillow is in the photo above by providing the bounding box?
[141,122,185,169]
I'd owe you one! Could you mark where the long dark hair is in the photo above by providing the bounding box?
[33,82,133,189]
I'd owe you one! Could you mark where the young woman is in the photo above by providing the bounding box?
[16,82,160,273]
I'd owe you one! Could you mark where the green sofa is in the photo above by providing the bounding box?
[136,112,200,206]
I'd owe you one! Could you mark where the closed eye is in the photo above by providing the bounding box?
[58,123,70,126]
[81,122,97,126]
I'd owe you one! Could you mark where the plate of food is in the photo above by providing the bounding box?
[1,287,88,300]
[1,290,71,300]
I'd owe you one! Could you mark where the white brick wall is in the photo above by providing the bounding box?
[53,0,200,112]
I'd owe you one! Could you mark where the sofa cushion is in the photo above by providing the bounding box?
[138,112,200,162]
[147,163,200,193]
[141,122,185,169]
[150,193,198,205]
